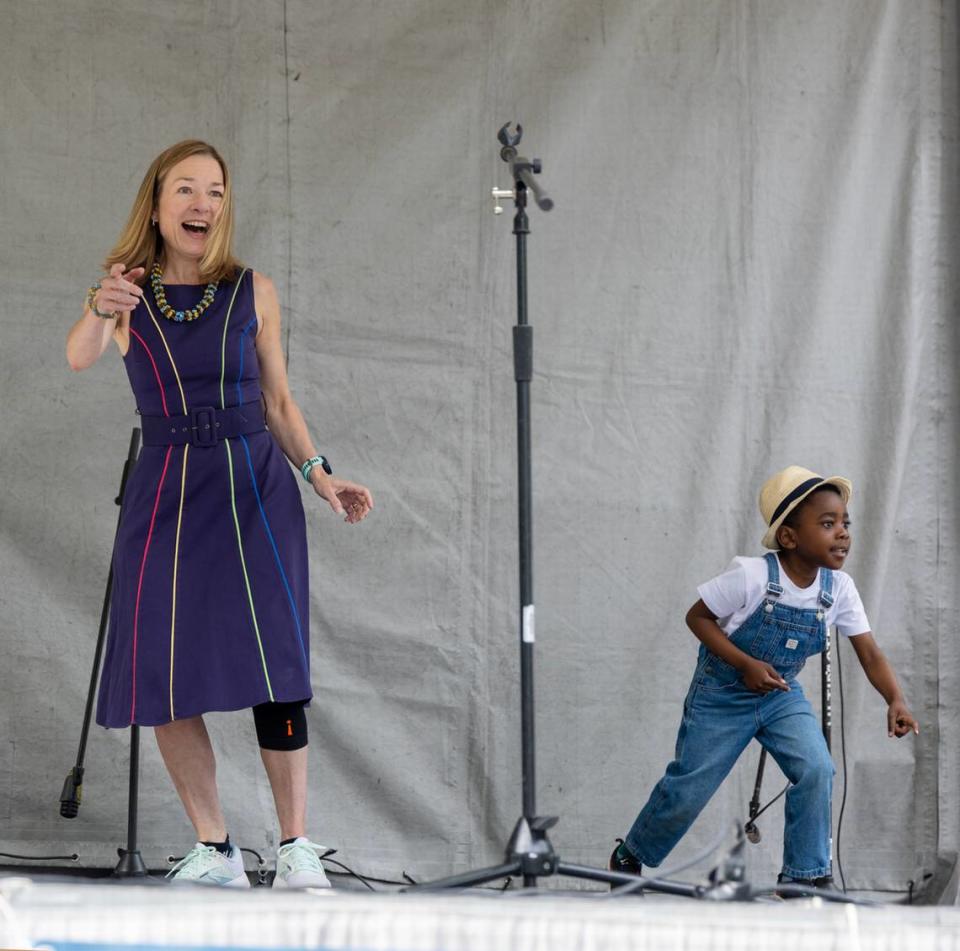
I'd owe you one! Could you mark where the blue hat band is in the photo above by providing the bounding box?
[769,477,824,526]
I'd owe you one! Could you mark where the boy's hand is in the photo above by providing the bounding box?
[741,659,789,694]
[888,701,919,737]
[848,633,917,736]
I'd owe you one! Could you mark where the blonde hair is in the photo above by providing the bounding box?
[104,139,243,283]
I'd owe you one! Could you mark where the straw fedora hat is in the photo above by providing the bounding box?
[759,466,853,550]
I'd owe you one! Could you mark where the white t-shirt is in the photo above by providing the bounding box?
[697,555,870,638]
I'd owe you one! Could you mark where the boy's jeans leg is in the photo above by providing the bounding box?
[757,687,834,880]
[625,684,756,867]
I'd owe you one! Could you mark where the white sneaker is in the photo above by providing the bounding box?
[166,842,250,887]
[273,837,332,889]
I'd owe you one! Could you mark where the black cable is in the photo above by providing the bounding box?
[172,844,509,893]
[0,852,79,862]
[604,826,732,898]
[850,886,914,893]
[165,846,270,885]
[748,783,790,825]
[326,863,513,892]
[847,884,917,903]
[322,857,377,892]
[835,634,848,892]
[238,846,269,886]
[239,846,382,891]
[752,882,876,906]
[281,0,294,364]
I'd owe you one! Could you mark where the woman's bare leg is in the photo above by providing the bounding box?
[260,745,308,841]
[154,715,227,842]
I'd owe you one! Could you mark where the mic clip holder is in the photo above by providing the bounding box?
[496,122,554,212]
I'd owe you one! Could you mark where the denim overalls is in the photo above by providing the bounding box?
[625,553,836,880]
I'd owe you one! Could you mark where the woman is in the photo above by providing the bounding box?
[66,140,373,888]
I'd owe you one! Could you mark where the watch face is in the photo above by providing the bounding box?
[322,458,332,475]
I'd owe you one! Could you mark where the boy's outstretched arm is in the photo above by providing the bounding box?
[847,633,919,737]
[685,600,789,693]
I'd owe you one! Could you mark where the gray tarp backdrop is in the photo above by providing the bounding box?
[1,0,958,898]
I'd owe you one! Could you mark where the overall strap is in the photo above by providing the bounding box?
[763,552,784,597]
[763,552,783,613]
[818,568,835,610]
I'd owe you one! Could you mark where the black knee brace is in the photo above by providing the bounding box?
[252,699,308,751]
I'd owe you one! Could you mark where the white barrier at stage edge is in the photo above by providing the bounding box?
[2,877,960,951]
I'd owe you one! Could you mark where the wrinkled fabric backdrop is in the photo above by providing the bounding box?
[1,0,958,900]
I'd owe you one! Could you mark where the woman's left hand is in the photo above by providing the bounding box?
[311,474,374,523]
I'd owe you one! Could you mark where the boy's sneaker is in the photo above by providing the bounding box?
[608,838,643,877]
[775,873,835,898]
[273,837,332,889]
[166,842,249,887]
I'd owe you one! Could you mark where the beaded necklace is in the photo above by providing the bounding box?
[150,263,219,323]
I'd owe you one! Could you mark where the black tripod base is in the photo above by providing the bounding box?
[557,861,699,897]
[114,848,148,878]
[409,859,521,891]
[408,816,556,891]
[408,816,699,896]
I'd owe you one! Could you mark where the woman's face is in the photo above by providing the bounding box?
[154,154,225,266]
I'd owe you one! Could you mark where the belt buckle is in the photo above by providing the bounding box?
[190,406,218,447]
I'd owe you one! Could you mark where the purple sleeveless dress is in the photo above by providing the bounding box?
[96,269,312,728]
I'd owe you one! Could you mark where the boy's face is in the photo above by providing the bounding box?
[777,488,851,569]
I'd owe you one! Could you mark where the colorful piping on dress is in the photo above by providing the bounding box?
[240,433,308,670]
[216,270,275,699]
[232,298,308,679]
[220,269,249,409]
[235,316,257,408]
[128,327,171,419]
[168,444,189,720]
[130,446,173,723]
[141,298,189,414]
[134,298,190,722]
[224,438,274,700]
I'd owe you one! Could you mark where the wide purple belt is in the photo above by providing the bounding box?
[139,402,266,448]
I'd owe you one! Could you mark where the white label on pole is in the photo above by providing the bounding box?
[522,605,535,643]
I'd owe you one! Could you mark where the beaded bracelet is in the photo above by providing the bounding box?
[301,455,332,481]
[85,282,117,320]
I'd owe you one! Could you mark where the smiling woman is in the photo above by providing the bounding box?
[106,141,240,299]
[148,152,231,284]
[65,140,373,889]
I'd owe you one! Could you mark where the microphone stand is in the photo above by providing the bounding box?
[410,124,696,896]
[743,632,833,851]
[59,427,148,877]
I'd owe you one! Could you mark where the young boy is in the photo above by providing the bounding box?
[610,466,918,887]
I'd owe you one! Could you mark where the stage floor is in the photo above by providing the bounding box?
[2,874,960,951]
